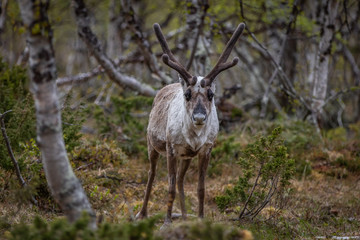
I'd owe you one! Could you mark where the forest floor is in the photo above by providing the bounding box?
[1,121,360,239]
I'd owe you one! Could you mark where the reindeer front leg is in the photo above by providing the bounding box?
[198,146,212,218]
[177,159,191,219]
[164,143,177,225]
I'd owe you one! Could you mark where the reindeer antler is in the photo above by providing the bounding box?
[153,23,196,86]
[202,23,245,87]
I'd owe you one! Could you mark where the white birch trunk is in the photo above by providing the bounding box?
[311,0,339,115]
[17,0,96,228]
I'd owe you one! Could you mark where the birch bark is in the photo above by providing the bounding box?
[311,0,339,117]
[17,0,96,228]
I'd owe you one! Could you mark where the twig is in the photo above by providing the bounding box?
[259,0,300,118]
[16,46,29,66]
[341,42,360,86]
[185,0,209,71]
[239,163,264,219]
[75,162,95,171]
[245,26,312,114]
[0,110,38,206]
[251,175,279,219]
[120,0,172,85]
[0,0,8,34]
[73,0,156,97]
[0,110,25,187]
[56,66,103,86]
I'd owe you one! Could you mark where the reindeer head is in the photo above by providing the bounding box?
[153,23,245,126]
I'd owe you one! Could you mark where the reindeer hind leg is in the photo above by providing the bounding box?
[136,144,159,219]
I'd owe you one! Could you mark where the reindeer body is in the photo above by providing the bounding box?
[148,81,218,157]
[136,22,245,225]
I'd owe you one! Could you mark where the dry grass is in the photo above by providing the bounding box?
[1,133,360,239]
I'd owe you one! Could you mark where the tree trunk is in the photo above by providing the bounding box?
[17,0,96,228]
[311,0,339,118]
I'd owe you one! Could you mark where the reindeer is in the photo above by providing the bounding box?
[136,23,245,225]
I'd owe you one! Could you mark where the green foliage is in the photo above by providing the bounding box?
[326,127,347,142]
[158,220,252,240]
[5,214,161,240]
[215,127,295,219]
[71,140,127,169]
[62,95,86,153]
[280,120,319,176]
[0,58,85,170]
[0,59,35,170]
[93,96,153,158]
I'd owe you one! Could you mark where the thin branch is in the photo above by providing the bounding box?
[16,46,29,66]
[185,0,209,71]
[120,0,172,84]
[0,0,8,34]
[318,86,360,111]
[0,110,25,187]
[259,0,300,118]
[0,110,38,205]
[73,0,156,97]
[341,42,360,86]
[251,176,279,219]
[56,66,103,86]
[343,0,351,33]
[239,163,264,219]
[239,0,245,20]
[246,26,312,114]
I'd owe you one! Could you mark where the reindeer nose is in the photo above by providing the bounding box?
[192,113,207,124]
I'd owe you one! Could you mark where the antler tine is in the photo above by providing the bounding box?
[153,23,194,85]
[204,23,245,86]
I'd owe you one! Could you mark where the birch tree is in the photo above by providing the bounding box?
[17,0,96,228]
[311,0,339,121]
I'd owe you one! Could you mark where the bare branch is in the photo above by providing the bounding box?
[57,66,103,86]
[246,26,312,113]
[185,0,209,71]
[16,46,29,66]
[0,110,38,205]
[260,0,300,118]
[120,0,172,85]
[0,0,8,34]
[239,163,263,219]
[0,110,25,187]
[341,42,360,86]
[73,0,156,97]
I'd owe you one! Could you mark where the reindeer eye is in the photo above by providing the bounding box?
[184,89,191,101]
[207,89,214,101]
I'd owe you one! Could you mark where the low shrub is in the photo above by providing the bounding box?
[215,127,295,219]
[5,214,161,240]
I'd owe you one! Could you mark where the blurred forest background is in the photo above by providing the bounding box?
[1,0,360,239]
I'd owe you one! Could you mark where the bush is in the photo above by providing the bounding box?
[5,214,161,240]
[4,215,254,240]
[215,127,295,219]
[0,59,35,170]
[93,96,153,158]
[158,220,253,240]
